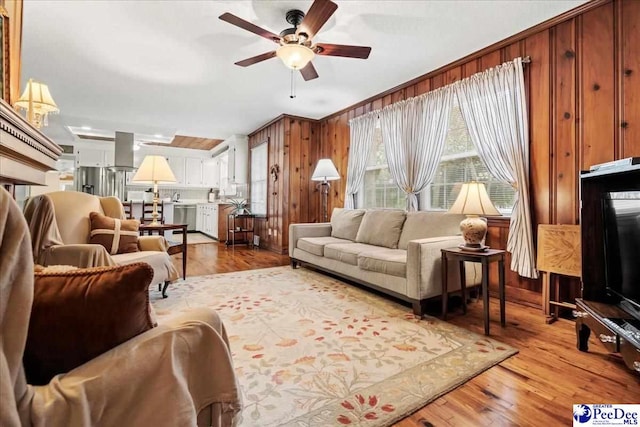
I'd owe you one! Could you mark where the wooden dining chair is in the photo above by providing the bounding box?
[122,201,134,220]
[140,201,165,225]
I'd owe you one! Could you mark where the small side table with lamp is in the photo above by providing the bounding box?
[441,182,506,335]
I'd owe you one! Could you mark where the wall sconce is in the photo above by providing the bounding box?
[14,78,59,128]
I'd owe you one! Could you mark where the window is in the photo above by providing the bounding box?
[423,100,516,213]
[250,143,267,215]
[359,124,406,209]
[358,99,516,213]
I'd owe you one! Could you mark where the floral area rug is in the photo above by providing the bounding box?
[152,266,517,426]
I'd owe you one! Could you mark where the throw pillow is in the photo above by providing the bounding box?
[330,208,365,241]
[24,263,156,385]
[89,211,140,254]
[397,211,465,250]
[355,210,407,249]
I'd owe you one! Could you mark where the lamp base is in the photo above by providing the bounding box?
[459,215,487,248]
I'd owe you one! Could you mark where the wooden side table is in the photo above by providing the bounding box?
[139,223,188,296]
[441,247,506,335]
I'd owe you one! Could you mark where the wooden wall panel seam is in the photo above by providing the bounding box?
[614,0,622,159]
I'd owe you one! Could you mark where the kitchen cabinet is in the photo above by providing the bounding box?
[217,204,231,242]
[229,137,248,184]
[196,203,218,238]
[211,135,248,195]
[218,152,231,195]
[167,157,185,186]
[185,157,203,186]
[76,147,113,167]
[202,158,219,188]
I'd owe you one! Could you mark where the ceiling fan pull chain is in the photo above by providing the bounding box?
[290,69,296,99]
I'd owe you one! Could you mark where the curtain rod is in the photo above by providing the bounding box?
[350,56,532,124]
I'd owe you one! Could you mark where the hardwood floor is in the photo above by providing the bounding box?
[173,242,640,426]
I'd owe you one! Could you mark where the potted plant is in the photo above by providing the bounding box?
[228,198,250,215]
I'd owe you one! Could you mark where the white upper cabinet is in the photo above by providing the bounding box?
[203,158,219,188]
[230,136,248,184]
[167,156,186,186]
[211,135,248,195]
[218,151,230,194]
[184,157,203,186]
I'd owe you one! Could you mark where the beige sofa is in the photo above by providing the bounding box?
[289,208,481,316]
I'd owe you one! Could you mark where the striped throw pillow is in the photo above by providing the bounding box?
[89,212,140,254]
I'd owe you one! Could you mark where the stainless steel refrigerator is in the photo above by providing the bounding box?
[75,167,127,200]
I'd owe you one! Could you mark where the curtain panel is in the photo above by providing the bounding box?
[454,57,538,279]
[345,113,378,208]
[379,87,453,211]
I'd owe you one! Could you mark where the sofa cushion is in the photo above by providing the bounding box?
[89,211,140,255]
[355,210,407,249]
[297,236,352,257]
[324,243,380,266]
[330,208,366,241]
[398,211,465,250]
[358,248,407,278]
[24,263,156,385]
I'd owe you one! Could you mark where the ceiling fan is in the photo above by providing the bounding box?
[219,0,372,81]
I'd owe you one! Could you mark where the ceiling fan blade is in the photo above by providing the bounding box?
[235,51,277,67]
[219,13,280,43]
[297,0,338,39]
[300,62,319,81]
[315,43,372,59]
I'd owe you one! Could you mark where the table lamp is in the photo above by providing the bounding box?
[14,79,59,128]
[447,181,501,250]
[132,155,176,225]
[311,158,340,222]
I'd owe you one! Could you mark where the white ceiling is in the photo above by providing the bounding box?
[21,0,587,144]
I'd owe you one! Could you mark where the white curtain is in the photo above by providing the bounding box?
[379,87,453,211]
[454,57,538,278]
[345,113,378,208]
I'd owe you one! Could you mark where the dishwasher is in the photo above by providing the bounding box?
[174,204,197,231]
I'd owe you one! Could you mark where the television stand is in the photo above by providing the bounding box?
[575,298,640,373]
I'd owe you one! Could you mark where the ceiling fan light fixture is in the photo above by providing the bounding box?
[276,44,315,70]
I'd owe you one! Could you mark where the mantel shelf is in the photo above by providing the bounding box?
[0,99,62,185]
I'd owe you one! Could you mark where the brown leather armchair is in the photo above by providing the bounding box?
[23,191,178,292]
[1,188,241,426]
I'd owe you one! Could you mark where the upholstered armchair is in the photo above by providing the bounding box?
[23,191,178,293]
[1,188,241,426]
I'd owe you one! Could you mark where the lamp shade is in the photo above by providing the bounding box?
[448,182,501,216]
[14,79,59,114]
[276,44,315,70]
[311,159,340,182]
[132,155,176,183]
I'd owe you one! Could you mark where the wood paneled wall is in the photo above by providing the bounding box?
[313,0,640,307]
[249,115,321,254]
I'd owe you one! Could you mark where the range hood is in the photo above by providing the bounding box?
[109,131,135,170]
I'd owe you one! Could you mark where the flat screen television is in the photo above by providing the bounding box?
[602,190,640,316]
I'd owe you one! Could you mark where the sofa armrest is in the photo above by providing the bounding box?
[39,244,116,269]
[406,236,482,300]
[289,223,331,257]
[31,308,241,427]
[138,235,169,252]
